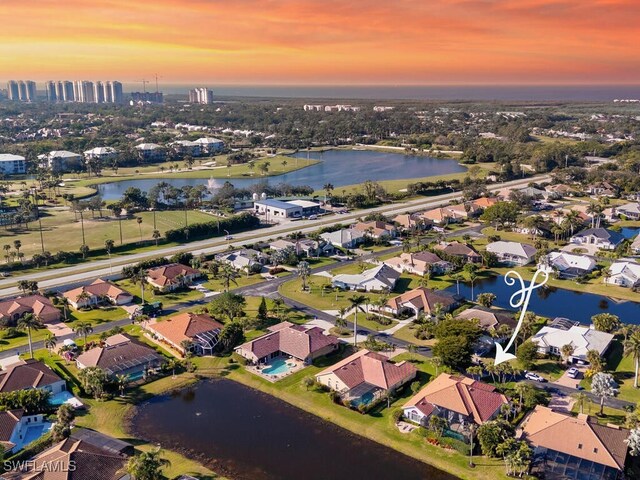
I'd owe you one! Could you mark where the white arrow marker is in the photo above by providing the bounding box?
[494,268,549,366]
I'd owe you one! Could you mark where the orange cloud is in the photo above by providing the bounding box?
[0,0,638,84]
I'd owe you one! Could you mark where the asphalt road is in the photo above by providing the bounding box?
[0,174,550,298]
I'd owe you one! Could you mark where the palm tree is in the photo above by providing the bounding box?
[73,321,93,345]
[348,294,367,346]
[13,240,21,258]
[126,448,171,480]
[323,183,334,205]
[133,270,148,303]
[44,333,57,356]
[152,229,161,246]
[573,391,589,414]
[297,261,311,291]
[115,374,129,396]
[219,263,240,292]
[104,239,115,272]
[625,332,640,388]
[335,307,348,332]
[431,356,443,376]
[18,313,43,359]
[136,217,143,242]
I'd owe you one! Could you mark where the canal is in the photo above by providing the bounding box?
[130,378,457,480]
[96,149,466,200]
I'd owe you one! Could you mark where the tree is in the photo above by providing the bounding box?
[591,313,620,333]
[104,239,115,257]
[219,263,240,292]
[297,261,311,291]
[73,321,93,345]
[208,292,246,322]
[477,420,512,457]
[573,391,589,414]
[17,313,43,359]
[480,201,520,229]
[516,340,538,370]
[133,269,148,303]
[514,382,534,411]
[560,343,575,364]
[626,428,640,457]
[77,367,108,399]
[152,229,161,246]
[432,335,473,371]
[257,297,268,323]
[464,263,479,301]
[52,403,75,441]
[625,332,640,388]
[586,349,604,375]
[126,448,171,480]
[116,374,130,396]
[218,321,245,353]
[348,294,367,346]
[476,292,496,308]
[136,217,143,242]
[428,415,449,438]
[79,244,90,259]
[591,372,618,415]
[44,333,57,356]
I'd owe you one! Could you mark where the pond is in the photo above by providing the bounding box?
[96,149,466,200]
[130,379,457,480]
[446,276,640,324]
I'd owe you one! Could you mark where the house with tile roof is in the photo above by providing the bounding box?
[315,349,417,405]
[351,220,397,239]
[570,228,624,251]
[587,181,619,198]
[215,248,269,272]
[145,312,223,356]
[76,334,164,379]
[402,374,508,434]
[146,263,201,292]
[615,202,640,220]
[538,251,597,278]
[518,405,629,480]
[456,306,516,332]
[421,207,465,225]
[605,261,640,288]
[3,434,130,479]
[235,321,339,364]
[384,251,453,276]
[331,264,399,292]
[392,213,431,232]
[385,287,462,317]
[62,279,133,309]
[486,241,537,266]
[0,359,66,395]
[433,242,482,263]
[472,197,500,209]
[531,325,614,364]
[320,228,365,249]
[0,294,60,325]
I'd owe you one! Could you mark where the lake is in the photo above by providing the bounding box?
[446,276,640,324]
[96,149,466,200]
[130,379,456,480]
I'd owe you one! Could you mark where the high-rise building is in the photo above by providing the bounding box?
[55,82,65,101]
[45,81,57,102]
[103,82,113,103]
[62,81,74,101]
[189,87,214,104]
[93,81,105,103]
[130,91,163,104]
[6,81,19,101]
[109,81,124,104]
[6,80,36,102]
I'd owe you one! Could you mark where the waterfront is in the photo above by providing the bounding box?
[447,276,640,324]
[96,149,466,200]
[131,379,456,480]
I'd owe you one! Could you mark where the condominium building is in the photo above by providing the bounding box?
[189,87,214,104]
[6,80,36,102]
[130,91,163,104]
[0,154,27,175]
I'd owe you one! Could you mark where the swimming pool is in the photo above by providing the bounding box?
[13,422,52,451]
[351,392,375,407]
[49,390,74,406]
[262,358,292,376]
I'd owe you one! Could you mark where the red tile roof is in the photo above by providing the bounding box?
[148,312,223,347]
[0,294,60,323]
[237,322,338,361]
[404,374,508,424]
[62,279,131,304]
[386,287,458,313]
[146,263,200,287]
[317,349,417,390]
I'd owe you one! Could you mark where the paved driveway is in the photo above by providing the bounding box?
[553,366,585,389]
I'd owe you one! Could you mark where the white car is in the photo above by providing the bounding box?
[524,371,547,383]
[567,367,580,379]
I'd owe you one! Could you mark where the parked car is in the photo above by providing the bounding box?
[525,371,547,383]
[567,367,580,379]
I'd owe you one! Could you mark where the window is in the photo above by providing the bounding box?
[578,444,582,449]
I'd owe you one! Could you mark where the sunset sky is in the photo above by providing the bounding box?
[1,0,638,84]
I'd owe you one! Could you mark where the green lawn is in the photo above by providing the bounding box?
[0,208,215,258]
[117,278,204,307]
[571,401,627,426]
[610,341,640,404]
[203,273,264,292]
[392,324,435,347]
[347,312,399,332]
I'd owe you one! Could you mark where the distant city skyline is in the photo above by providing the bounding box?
[0,0,638,85]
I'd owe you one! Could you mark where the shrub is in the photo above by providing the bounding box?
[392,408,403,423]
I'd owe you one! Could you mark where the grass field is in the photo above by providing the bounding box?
[0,208,216,258]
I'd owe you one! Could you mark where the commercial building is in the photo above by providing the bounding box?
[253,198,320,219]
[189,87,214,104]
[0,154,26,175]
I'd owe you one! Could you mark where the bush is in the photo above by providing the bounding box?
[269,267,287,275]
[392,408,403,423]
[165,212,260,242]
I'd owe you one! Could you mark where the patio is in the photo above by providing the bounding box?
[246,355,306,383]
